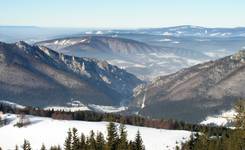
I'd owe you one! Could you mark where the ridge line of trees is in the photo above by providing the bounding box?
[0,104,229,133]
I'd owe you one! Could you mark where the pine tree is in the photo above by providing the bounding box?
[234,100,245,129]
[79,133,86,150]
[85,137,90,150]
[22,139,31,150]
[15,145,19,150]
[88,130,97,150]
[57,145,61,150]
[128,141,135,150]
[40,144,46,150]
[106,122,118,150]
[64,129,72,150]
[72,128,80,150]
[118,124,128,150]
[187,133,196,150]
[194,132,209,150]
[50,145,61,150]
[134,130,145,150]
[96,132,105,150]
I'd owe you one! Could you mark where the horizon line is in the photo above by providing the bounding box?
[1,24,245,30]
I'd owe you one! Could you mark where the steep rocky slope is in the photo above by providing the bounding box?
[0,41,142,107]
[131,50,245,122]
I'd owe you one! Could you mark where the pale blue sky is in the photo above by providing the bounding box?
[0,0,245,28]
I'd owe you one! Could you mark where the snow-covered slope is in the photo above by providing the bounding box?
[200,109,236,127]
[0,114,191,150]
[88,104,127,113]
[0,100,26,109]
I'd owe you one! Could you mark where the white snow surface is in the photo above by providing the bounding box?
[204,49,231,58]
[141,94,146,109]
[158,39,172,42]
[200,109,236,126]
[44,106,90,112]
[0,114,191,150]
[88,104,127,113]
[44,104,127,113]
[0,100,26,109]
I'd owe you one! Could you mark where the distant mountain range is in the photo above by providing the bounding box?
[0,41,142,107]
[36,36,160,55]
[138,25,245,37]
[94,25,245,38]
[130,50,245,122]
[2,25,245,80]
[37,35,209,80]
[1,26,245,123]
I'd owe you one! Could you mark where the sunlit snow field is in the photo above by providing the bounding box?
[0,114,191,150]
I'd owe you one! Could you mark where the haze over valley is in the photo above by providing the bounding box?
[1,0,245,149]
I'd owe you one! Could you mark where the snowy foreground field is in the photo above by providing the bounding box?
[0,114,191,150]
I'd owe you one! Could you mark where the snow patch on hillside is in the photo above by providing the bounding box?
[172,41,180,44]
[141,94,146,109]
[162,32,173,36]
[204,49,231,58]
[44,106,90,112]
[0,114,192,150]
[88,104,127,113]
[200,109,236,126]
[158,39,172,42]
[0,100,25,109]
[44,101,127,113]
[100,75,112,84]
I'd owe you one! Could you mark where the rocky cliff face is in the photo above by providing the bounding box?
[131,50,245,122]
[0,41,142,107]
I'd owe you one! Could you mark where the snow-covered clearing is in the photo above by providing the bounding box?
[45,104,127,113]
[0,100,25,109]
[200,109,236,127]
[88,104,127,113]
[0,114,191,150]
[44,106,90,112]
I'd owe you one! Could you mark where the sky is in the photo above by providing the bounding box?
[0,0,245,28]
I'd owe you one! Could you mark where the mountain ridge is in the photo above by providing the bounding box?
[130,50,245,122]
[0,41,142,107]
[36,35,161,55]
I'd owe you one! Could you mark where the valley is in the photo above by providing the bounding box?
[0,26,245,123]
[0,25,245,150]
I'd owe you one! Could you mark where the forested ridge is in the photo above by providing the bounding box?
[0,104,228,132]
